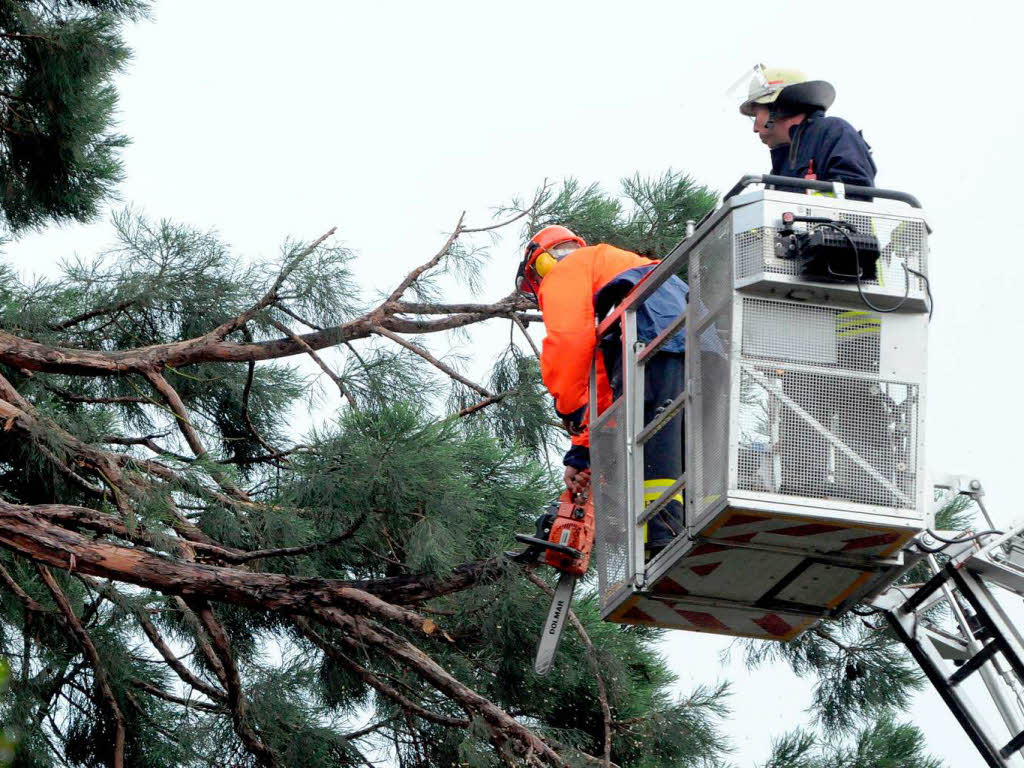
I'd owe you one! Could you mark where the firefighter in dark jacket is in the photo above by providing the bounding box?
[739,66,876,194]
[515,225,686,554]
[739,66,884,499]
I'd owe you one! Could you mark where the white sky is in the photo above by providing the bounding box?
[7,1,1024,765]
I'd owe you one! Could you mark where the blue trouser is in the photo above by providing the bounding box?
[602,339,685,548]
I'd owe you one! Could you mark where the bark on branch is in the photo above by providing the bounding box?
[0,500,484,625]
[190,599,278,767]
[37,565,126,768]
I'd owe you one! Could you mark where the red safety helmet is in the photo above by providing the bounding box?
[515,225,587,296]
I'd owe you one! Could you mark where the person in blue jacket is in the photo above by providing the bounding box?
[739,66,876,194]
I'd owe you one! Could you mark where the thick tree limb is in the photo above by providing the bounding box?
[0,500,465,628]
[0,304,522,375]
[392,296,535,316]
[37,565,126,768]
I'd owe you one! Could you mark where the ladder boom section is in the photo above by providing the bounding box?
[874,481,1024,768]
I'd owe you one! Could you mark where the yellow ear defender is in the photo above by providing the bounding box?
[534,251,558,279]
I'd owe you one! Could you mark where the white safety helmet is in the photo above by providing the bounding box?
[736,65,836,117]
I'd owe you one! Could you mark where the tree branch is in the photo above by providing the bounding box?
[296,618,468,728]
[266,317,356,408]
[0,561,47,613]
[0,303,522,375]
[384,214,465,306]
[37,565,126,768]
[206,228,336,341]
[313,608,572,768]
[144,369,250,501]
[512,313,541,357]
[373,325,492,398]
[42,384,149,405]
[48,299,137,331]
[226,512,367,564]
[0,499,490,619]
[130,678,224,712]
[189,599,278,767]
[86,578,227,702]
[143,370,208,458]
[457,389,514,418]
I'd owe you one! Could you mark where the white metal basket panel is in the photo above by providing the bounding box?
[737,365,918,509]
[591,399,631,610]
[734,211,928,292]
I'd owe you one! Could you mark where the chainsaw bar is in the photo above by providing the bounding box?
[534,570,576,676]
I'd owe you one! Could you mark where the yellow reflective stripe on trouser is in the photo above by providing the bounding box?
[643,479,683,545]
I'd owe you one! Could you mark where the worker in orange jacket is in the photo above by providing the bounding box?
[515,225,688,554]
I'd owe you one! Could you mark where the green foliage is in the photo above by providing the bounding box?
[0,164,959,767]
[737,614,924,733]
[0,1,147,231]
[760,715,943,768]
[507,169,718,262]
[0,659,13,767]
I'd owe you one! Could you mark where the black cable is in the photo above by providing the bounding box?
[917,528,1004,554]
[851,605,884,616]
[905,265,934,320]
[821,223,912,313]
[818,221,935,319]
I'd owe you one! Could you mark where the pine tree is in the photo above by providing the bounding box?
[0,167,959,767]
[0,5,961,763]
[0,185,740,767]
[0,0,145,232]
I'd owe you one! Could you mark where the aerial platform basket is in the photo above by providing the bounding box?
[589,176,932,641]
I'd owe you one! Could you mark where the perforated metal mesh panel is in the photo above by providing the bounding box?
[735,227,776,280]
[689,223,733,518]
[742,298,880,373]
[591,399,630,609]
[690,219,733,321]
[736,364,919,509]
[734,212,928,291]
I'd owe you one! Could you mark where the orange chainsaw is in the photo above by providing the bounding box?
[510,486,595,675]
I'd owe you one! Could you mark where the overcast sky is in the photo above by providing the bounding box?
[7,1,1024,765]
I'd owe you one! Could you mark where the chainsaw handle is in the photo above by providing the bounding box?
[513,534,582,559]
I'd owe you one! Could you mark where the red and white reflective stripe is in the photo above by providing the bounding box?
[704,511,908,556]
[613,595,810,640]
